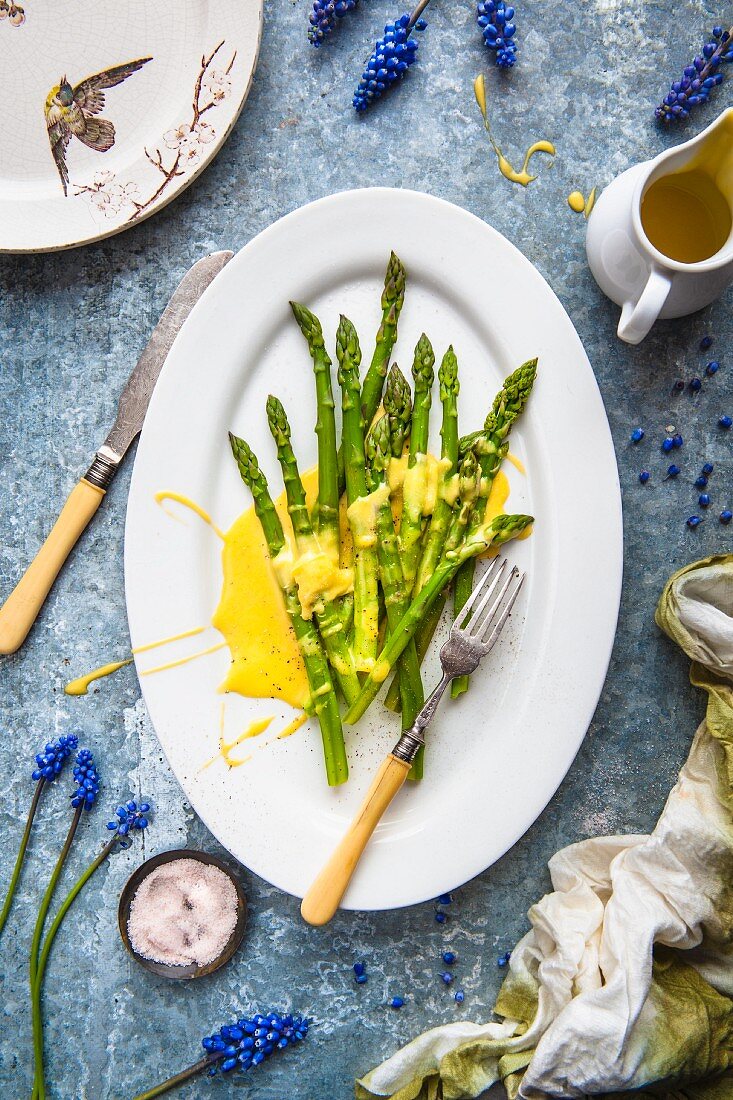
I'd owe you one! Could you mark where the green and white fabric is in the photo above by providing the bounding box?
[357,555,733,1099]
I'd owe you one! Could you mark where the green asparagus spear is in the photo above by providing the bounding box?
[360,252,407,428]
[383,364,412,458]
[228,432,348,786]
[265,396,361,706]
[365,415,424,730]
[414,346,460,594]
[336,315,380,672]
[380,447,479,715]
[399,334,435,590]
[343,511,533,725]
[451,358,537,697]
[290,302,340,562]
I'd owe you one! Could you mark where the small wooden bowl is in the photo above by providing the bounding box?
[118,849,247,980]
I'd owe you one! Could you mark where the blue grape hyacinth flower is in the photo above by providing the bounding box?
[32,734,78,782]
[106,800,150,843]
[308,0,357,47]
[70,749,100,810]
[477,1,517,68]
[353,13,426,111]
[657,25,733,121]
[203,1012,309,1073]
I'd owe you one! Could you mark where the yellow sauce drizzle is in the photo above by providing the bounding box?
[277,712,308,739]
[133,625,207,654]
[141,641,226,677]
[154,491,225,539]
[64,626,210,695]
[474,74,555,188]
[65,659,132,696]
[506,452,526,475]
[201,705,271,770]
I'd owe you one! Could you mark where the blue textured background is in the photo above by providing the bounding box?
[1,2,732,1097]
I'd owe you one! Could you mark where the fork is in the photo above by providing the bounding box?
[300,558,526,926]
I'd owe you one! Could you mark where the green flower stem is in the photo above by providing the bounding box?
[31,835,117,1100]
[0,779,45,940]
[132,1055,219,1100]
[30,804,83,1100]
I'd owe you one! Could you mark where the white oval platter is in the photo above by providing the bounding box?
[124,188,623,910]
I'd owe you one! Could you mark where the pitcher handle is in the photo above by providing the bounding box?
[617,267,672,345]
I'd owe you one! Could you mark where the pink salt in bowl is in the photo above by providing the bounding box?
[118,849,248,980]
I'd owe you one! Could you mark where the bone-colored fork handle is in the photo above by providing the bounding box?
[301,753,411,926]
[0,479,105,655]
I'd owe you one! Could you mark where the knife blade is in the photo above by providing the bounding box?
[0,250,233,655]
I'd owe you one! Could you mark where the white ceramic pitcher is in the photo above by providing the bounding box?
[586,108,733,344]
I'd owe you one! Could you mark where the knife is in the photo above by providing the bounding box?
[0,250,233,656]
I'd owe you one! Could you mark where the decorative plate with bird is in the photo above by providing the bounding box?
[0,0,262,252]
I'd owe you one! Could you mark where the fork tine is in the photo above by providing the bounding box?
[468,565,518,637]
[479,570,525,651]
[460,559,508,633]
[455,557,505,630]
[456,558,506,630]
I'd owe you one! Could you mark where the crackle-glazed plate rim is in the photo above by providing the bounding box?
[124,188,623,910]
[0,0,262,254]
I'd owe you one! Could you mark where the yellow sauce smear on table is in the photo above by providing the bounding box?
[473,74,555,188]
[65,659,133,696]
[277,712,308,739]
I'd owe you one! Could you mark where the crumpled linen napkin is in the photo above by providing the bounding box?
[357,555,733,1100]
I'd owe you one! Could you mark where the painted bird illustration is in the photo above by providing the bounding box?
[45,57,152,196]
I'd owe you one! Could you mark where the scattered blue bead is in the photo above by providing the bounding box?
[700,335,713,350]
[435,911,447,924]
[437,893,452,905]
[355,973,368,984]
[703,462,715,475]
[353,13,424,112]
[308,0,358,46]
[706,360,720,376]
[695,475,708,488]
[699,493,711,507]
[666,464,680,478]
[719,415,732,429]
[661,437,674,452]
[630,427,644,443]
[454,990,465,1003]
[690,378,702,392]
[442,951,456,965]
[353,962,365,977]
[441,971,454,985]
[476,1,517,68]
[390,996,404,1009]
[687,516,703,529]
[721,510,733,525]
[638,470,650,484]
[672,434,683,448]
[497,951,511,968]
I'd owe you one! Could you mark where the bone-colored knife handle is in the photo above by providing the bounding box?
[0,479,105,655]
[301,753,411,927]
